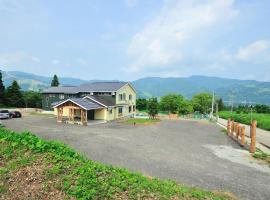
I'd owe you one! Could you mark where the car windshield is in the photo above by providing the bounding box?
[0,110,9,113]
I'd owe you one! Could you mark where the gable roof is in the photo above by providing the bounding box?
[84,95,116,107]
[52,98,104,110]
[77,82,127,92]
[42,82,128,94]
[43,86,78,94]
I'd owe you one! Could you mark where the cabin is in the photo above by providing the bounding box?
[42,82,136,125]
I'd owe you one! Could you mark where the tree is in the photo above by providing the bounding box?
[51,74,59,87]
[5,80,24,107]
[0,71,5,105]
[23,91,42,108]
[136,98,148,110]
[192,93,212,114]
[217,98,225,111]
[147,98,159,119]
[178,100,194,115]
[160,94,184,114]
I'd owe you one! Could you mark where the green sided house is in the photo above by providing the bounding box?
[42,82,136,125]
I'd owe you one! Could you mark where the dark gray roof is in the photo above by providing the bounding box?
[77,82,127,92]
[53,98,104,110]
[42,86,78,94]
[42,82,128,94]
[86,95,116,107]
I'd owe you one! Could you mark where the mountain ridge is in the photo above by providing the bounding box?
[2,70,270,104]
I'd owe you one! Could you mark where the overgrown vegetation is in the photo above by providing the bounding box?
[218,111,270,131]
[0,128,236,200]
[253,152,270,166]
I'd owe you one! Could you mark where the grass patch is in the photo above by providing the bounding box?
[124,118,160,125]
[0,128,237,199]
[219,111,270,131]
[253,152,270,166]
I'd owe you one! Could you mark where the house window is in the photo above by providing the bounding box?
[133,106,136,112]
[129,106,132,113]
[59,94,65,99]
[49,94,55,97]
[118,107,123,114]
[46,97,49,107]
[118,94,123,101]
[108,108,113,114]
[129,94,132,100]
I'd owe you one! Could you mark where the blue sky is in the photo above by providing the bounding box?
[0,0,270,81]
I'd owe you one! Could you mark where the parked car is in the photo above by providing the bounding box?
[9,111,22,118]
[0,110,10,119]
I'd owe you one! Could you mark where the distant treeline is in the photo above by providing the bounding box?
[0,71,42,108]
[136,93,223,116]
[0,72,61,108]
[137,94,270,116]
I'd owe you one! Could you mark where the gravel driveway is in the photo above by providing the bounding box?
[2,115,270,200]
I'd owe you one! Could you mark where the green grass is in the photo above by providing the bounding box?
[125,118,160,125]
[219,111,270,131]
[0,128,236,200]
[253,152,270,166]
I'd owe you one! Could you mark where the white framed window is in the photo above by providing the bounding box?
[118,94,123,101]
[59,94,65,99]
[118,107,123,114]
[129,94,132,100]
[129,106,132,113]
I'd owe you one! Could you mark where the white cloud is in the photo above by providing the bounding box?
[52,59,60,65]
[127,0,238,72]
[77,58,88,65]
[124,0,138,8]
[31,56,40,63]
[235,40,270,63]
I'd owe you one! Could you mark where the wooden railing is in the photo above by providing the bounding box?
[227,118,257,153]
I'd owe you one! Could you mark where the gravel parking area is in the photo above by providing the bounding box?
[2,115,270,200]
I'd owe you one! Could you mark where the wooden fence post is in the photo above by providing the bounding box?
[241,126,245,147]
[250,120,257,153]
[231,121,234,136]
[227,118,231,135]
[236,124,240,140]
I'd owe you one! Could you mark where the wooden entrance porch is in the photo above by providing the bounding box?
[56,101,88,126]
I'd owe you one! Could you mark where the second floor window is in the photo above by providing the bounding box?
[59,94,65,99]
[118,94,123,101]
[129,94,132,100]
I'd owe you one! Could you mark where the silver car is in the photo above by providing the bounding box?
[0,110,10,119]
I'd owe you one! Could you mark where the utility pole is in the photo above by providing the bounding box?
[211,91,215,120]
[216,102,219,122]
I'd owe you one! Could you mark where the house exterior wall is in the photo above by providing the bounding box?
[115,84,136,105]
[115,84,136,119]
[42,93,77,111]
[94,108,106,120]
